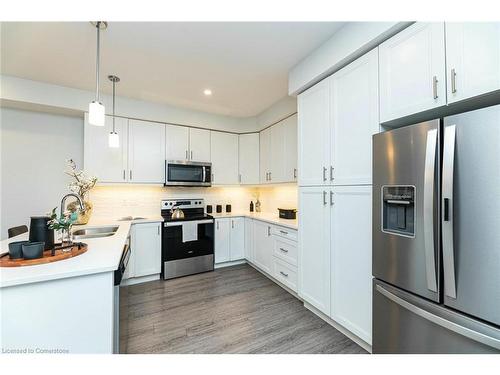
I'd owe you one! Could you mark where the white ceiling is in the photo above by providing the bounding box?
[1,22,344,117]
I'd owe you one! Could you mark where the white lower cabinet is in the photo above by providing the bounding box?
[215,217,245,263]
[244,218,254,262]
[125,222,162,280]
[272,257,298,292]
[252,219,273,273]
[298,187,331,315]
[330,186,372,345]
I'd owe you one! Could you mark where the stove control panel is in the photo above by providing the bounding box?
[161,199,204,210]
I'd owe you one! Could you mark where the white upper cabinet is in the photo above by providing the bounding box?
[330,49,380,185]
[189,128,211,162]
[84,114,128,183]
[238,133,260,184]
[259,127,272,184]
[165,124,189,161]
[210,131,239,185]
[446,22,500,104]
[128,119,165,183]
[283,114,298,182]
[379,22,446,123]
[298,79,331,186]
[298,186,331,315]
[270,120,286,183]
[330,186,372,345]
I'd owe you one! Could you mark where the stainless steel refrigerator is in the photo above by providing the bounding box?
[372,104,500,353]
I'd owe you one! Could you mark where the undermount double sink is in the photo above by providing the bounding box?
[72,226,119,240]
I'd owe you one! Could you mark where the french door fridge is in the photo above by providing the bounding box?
[372,104,500,353]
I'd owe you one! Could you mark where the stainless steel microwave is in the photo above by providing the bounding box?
[164,160,212,187]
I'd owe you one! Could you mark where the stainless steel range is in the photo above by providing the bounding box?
[161,199,214,280]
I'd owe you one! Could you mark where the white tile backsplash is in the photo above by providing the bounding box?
[89,184,297,220]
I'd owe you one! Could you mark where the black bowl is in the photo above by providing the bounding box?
[22,242,45,260]
[8,240,30,259]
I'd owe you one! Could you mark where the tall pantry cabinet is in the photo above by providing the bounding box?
[297,48,379,345]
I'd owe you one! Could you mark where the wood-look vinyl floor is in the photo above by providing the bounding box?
[120,264,367,354]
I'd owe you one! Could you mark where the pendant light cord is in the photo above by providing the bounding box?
[112,79,116,132]
[95,22,101,102]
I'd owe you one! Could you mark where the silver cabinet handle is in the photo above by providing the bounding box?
[123,170,126,180]
[330,191,334,206]
[330,166,334,181]
[423,128,438,293]
[279,247,288,253]
[157,225,160,235]
[293,168,297,179]
[191,150,193,160]
[185,150,188,160]
[279,230,288,235]
[442,124,457,299]
[376,284,500,350]
[323,167,327,181]
[269,172,272,181]
[280,271,289,277]
[129,170,132,180]
[451,68,457,94]
[217,221,219,230]
[267,226,271,236]
[433,75,439,99]
[239,174,242,183]
[212,173,214,182]
[232,220,234,229]
[323,191,327,205]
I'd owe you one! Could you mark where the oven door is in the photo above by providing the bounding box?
[165,160,211,186]
[162,219,215,279]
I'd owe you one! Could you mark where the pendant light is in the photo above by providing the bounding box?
[108,75,120,148]
[88,21,107,126]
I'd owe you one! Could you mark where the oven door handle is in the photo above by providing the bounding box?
[165,219,214,227]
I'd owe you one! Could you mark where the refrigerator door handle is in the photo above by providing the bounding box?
[442,124,457,299]
[376,284,500,350]
[423,128,438,293]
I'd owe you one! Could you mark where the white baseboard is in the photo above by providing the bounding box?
[303,302,372,353]
[246,261,299,299]
[121,274,160,286]
[214,259,246,269]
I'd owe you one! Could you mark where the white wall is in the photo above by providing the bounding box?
[255,96,297,131]
[288,22,412,95]
[0,107,83,239]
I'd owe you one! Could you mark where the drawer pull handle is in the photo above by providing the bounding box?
[280,271,289,277]
[279,247,288,253]
[279,230,288,235]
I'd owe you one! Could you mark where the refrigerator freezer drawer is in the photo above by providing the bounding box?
[373,280,500,354]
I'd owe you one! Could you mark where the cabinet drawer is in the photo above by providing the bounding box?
[272,257,298,292]
[273,237,298,266]
[270,226,297,241]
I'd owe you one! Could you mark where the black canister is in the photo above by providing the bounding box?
[216,205,222,213]
[225,204,231,213]
[206,205,213,214]
[29,216,54,250]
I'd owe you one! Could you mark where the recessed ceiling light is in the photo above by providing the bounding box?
[203,89,212,96]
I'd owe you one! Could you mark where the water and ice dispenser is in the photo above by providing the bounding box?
[382,186,415,237]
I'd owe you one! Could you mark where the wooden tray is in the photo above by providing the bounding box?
[0,242,87,267]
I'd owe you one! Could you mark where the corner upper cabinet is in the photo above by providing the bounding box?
[165,124,189,161]
[446,22,500,104]
[238,133,260,184]
[379,22,446,123]
[210,131,239,185]
[283,114,298,182]
[84,113,128,183]
[259,127,272,184]
[128,119,165,183]
[297,78,331,186]
[189,128,211,162]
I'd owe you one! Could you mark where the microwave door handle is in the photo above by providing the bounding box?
[202,166,206,182]
[442,124,457,299]
[423,128,438,293]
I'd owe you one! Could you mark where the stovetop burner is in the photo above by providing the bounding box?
[161,198,213,222]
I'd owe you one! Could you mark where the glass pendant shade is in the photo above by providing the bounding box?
[108,131,119,148]
[89,101,105,126]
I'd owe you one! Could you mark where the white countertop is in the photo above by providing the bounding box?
[0,220,132,289]
[211,211,298,230]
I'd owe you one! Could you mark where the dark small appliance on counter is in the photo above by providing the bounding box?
[29,216,54,250]
[278,208,297,220]
[225,204,231,213]
[206,205,213,214]
[216,205,222,213]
